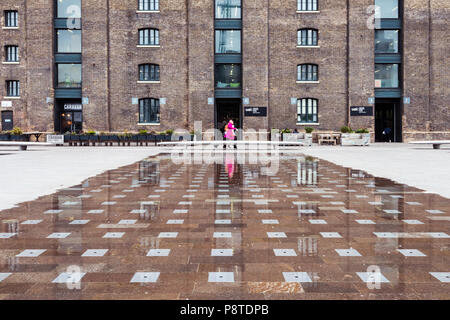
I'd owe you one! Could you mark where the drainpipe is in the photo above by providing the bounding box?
[345,0,350,127]
[106,0,112,131]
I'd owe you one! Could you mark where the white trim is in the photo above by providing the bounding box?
[138,123,161,126]
[136,11,160,13]
[296,45,320,48]
[2,27,19,30]
[2,62,20,65]
[296,81,320,84]
[296,11,320,14]
[3,96,21,100]
[137,81,161,84]
[136,45,160,48]
[296,123,320,126]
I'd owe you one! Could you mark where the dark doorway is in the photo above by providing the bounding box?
[216,98,241,137]
[55,99,83,133]
[1,111,13,131]
[375,99,402,142]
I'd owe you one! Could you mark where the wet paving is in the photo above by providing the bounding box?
[0,153,449,300]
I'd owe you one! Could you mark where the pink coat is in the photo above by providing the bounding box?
[224,122,236,139]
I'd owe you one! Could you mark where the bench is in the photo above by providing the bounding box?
[0,141,54,151]
[409,140,450,150]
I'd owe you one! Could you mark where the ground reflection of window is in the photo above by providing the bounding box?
[215,0,241,19]
[139,161,160,184]
[298,237,318,256]
[375,64,399,88]
[297,159,318,185]
[215,64,241,88]
[139,201,160,221]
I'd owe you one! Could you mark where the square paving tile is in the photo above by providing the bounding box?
[16,249,46,257]
[147,249,171,256]
[21,220,42,225]
[356,219,375,224]
[47,233,71,239]
[267,232,287,238]
[274,249,297,256]
[208,272,234,283]
[158,232,178,238]
[211,249,233,256]
[335,248,362,257]
[82,249,108,257]
[283,272,312,283]
[103,232,125,239]
[167,219,184,224]
[429,272,450,283]
[213,232,232,238]
[320,232,342,238]
[215,220,231,224]
[262,219,279,224]
[52,272,86,284]
[397,249,426,257]
[309,219,327,224]
[356,272,390,283]
[130,272,160,283]
[0,273,12,282]
[70,220,90,225]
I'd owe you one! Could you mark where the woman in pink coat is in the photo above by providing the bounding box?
[224,120,237,141]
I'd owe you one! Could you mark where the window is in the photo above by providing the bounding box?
[57,29,82,53]
[297,0,318,11]
[139,28,159,45]
[57,0,81,18]
[215,0,241,19]
[297,64,318,81]
[375,30,399,53]
[5,46,19,62]
[375,0,399,19]
[375,64,399,88]
[298,29,318,46]
[215,64,241,88]
[139,98,160,124]
[138,0,159,11]
[4,11,18,27]
[139,64,160,81]
[215,30,241,54]
[297,98,318,123]
[57,64,82,88]
[6,80,20,97]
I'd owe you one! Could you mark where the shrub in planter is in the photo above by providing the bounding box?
[304,127,314,134]
[340,126,354,133]
[355,128,369,134]
[9,127,26,141]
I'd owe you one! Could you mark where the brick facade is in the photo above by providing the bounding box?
[0,0,448,141]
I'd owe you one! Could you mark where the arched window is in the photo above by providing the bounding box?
[297,98,318,123]
[297,29,318,46]
[138,0,159,11]
[139,98,160,123]
[297,0,318,11]
[138,28,159,45]
[139,64,160,81]
[297,64,318,81]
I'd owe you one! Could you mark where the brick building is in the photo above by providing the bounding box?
[0,0,449,142]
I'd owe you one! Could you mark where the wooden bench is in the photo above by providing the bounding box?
[409,140,450,150]
[0,141,54,151]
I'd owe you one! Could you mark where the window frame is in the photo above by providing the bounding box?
[5,45,19,62]
[297,98,318,124]
[297,0,319,12]
[138,0,160,11]
[297,64,319,82]
[4,10,18,28]
[214,0,242,20]
[374,29,400,54]
[215,29,242,54]
[139,64,160,82]
[138,28,160,46]
[56,29,82,53]
[139,98,160,124]
[56,63,83,88]
[6,80,20,97]
[374,63,400,88]
[297,28,318,47]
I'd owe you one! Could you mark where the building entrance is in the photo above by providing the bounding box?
[1,111,13,131]
[375,98,402,142]
[55,99,83,133]
[216,98,241,139]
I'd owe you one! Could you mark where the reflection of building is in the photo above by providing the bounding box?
[298,236,318,257]
[139,201,160,221]
[139,160,160,185]
[297,158,318,185]
[1,1,448,141]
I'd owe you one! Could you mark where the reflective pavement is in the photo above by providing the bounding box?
[0,153,449,299]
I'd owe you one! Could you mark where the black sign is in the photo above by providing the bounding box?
[350,106,373,116]
[244,107,267,117]
[64,104,83,111]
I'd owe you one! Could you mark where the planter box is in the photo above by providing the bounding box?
[341,133,370,146]
[10,135,27,142]
[88,135,99,142]
[0,134,10,141]
[282,133,313,146]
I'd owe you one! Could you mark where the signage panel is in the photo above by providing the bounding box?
[350,106,373,116]
[64,104,83,111]
[244,107,267,117]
